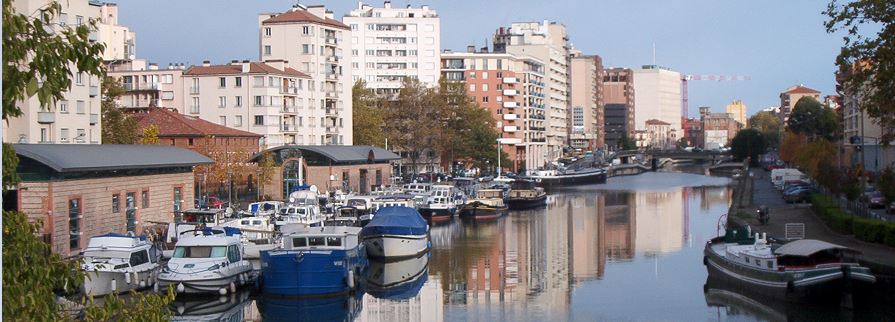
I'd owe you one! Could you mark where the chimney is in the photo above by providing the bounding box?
[167,63,173,70]
[242,62,251,73]
[202,60,211,67]
[422,5,429,10]
[480,47,488,53]
[467,45,475,53]
[231,59,239,64]
[148,63,158,70]
[384,0,391,9]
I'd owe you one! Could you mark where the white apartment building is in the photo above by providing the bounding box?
[108,60,184,110]
[183,60,315,148]
[343,1,440,94]
[97,3,135,61]
[5,0,102,144]
[259,4,353,146]
[442,50,548,172]
[632,65,682,132]
[494,21,571,160]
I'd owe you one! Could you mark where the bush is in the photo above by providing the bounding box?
[809,193,895,247]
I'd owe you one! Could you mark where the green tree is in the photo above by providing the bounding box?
[2,1,173,319]
[676,137,689,149]
[101,76,139,144]
[382,78,442,175]
[352,80,385,146]
[787,96,840,141]
[748,111,782,148]
[825,0,895,141]
[730,128,767,165]
[141,124,160,144]
[618,133,637,150]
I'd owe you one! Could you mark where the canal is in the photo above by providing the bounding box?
[167,171,891,321]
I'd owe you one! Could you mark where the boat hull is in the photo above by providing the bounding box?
[418,206,454,222]
[82,269,158,296]
[703,242,875,302]
[506,195,547,210]
[362,235,429,261]
[158,266,253,294]
[458,205,507,220]
[529,169,607,189]
[260,248,366,297]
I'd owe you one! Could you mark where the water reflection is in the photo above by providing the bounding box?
[169,289,258,321]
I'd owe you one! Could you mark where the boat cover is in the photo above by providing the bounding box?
[361,206,428,237]
[773,239,857,257]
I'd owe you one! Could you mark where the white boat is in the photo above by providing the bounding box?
[360,206,429,260]
[418,185,459,222]
[81,233,161,296]
[158,227,254,295]
[247,201,285,217]
[345,195,375,225]
[371,194,417,213]
[275,205,324,227]
[288,190,319,206]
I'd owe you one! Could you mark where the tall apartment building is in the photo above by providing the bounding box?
[602,68,635,150]
[108,60,185,110]
[96,3,135,61]
[569,51,603,150]
[343,1,440,94]
[5,0,103,144]
[632,65,682,133]
[182,60,314,148]
[779,85,820,124]
[442,49,548,172]
[493,21,571,160]
[259,4,353,146]
[725,99,747,127]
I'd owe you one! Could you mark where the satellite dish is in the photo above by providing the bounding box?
[310,185,319,193]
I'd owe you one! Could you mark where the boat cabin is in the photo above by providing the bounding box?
[476,189,506,199]
[288,190,319,206]
[248,201,284,216]
[281,226,362,251]
[346,196,374,210]
[402,183,431,195]
[773,239,860,269]
[372,194,416,212]
[83,233,160,269]
[179,209,230,226]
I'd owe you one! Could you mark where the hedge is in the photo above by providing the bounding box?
[809,193,895,247]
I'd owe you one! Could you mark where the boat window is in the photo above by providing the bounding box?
[129,250,149,266]
[173,246,228,258]
[744,257,749,263]
[148,246,158,263]
[297,208,307,215]
[326,237,342,247]
[241,220,250,225]
[308,237,325,246]
[756,260,761,267]
[227,245,241,263]
[252,220,262,225]
[767,261,773,269]
[293,237,307,247]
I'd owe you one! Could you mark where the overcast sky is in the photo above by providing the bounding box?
[113,0,846,118]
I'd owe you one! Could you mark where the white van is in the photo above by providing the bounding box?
[770,168,807,189]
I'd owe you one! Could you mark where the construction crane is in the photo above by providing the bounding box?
[681,74,751,117]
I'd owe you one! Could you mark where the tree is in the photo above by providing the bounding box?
[382,79,442,175]
[730,128,767,165]
[194,136,255,202]
[141,124,160,144]
[257,149,277,199]
[786,96,840,141]
[351,80,385,146]
[878,167,895,205]
[618,133,637,150]
[101,76,139,144]
[3,2,172,319]
[825,0,895,141]
[748,111,782,148]
[676,137,689,149]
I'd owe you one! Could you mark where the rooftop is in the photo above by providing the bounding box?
[184,62,309,78]
[783,85,821,94]
[252,145,400,164]
[130,108,262,138]
[14,144,213,173]
[261,8,349,29]
[645,119,671,126]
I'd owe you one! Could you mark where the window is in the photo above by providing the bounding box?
[69,198,81,250]
[141,190,149,208]
[40,128,47,142]
[254,96,263,106]
[235,96,243,107]
[235,116,243,127]
[302,44,312,54]
[173,187,182,216]
[235,77,242,87]
[75,72,84,85]
[482,84,489,91]
[302,26,312,35]
[219,77,226,88]
[112,194,120,213]
[293,237,307,247]
[60,128,69,142]
[254,115,264,125]
[227,245,241,263]
[129,250,149,266]
[297,117,303,126]
[75,15,84,26]
[326,237,342,247]
[75,129,85,142]
[309,237,325,246]
[173,246,227,258]
[483,96,489,103]
[365,49,374,56]
[219,116,226,126]
[482,72,489,79]
[469,84,475,92]
[161,74,174,84]
[161,91,175,100]
[59,101,68,113]
[350,24,358,30]
[59,13,68,26]
[188,138,194,146]
[218,96,226,108]
[767,261,773,268]
[264,27,271,37]
[264,45,271,56]
[409,50,417,56]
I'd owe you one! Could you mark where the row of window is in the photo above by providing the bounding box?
[263,26,343,38]
[191,96,343,113]
[349,23,435,31]
[70,188,179,251]
[56,100,88,114]
[221,115,345,128]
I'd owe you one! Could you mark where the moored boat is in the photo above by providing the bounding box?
[526,166,607,189]
[418,185,458,222]
[360,206,429,261]
[158,227,254,295]
[260,226,366,297]
[704,228,876,304]
[81,233,161,296]
[506,179,547,210]
[459,189,507,220]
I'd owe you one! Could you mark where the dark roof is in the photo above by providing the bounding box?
[183,62,310,78]
[14,144,213,173]
[252,145,400,163]
[774,239,857,257]
[261,9,349,29]
[131,108,262,138]
[645,119,670,125]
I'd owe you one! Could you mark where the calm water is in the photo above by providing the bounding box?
[166,171,892,321]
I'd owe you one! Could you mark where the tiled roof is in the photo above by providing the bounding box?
[131,108,261,138]
[183,62,310,78]
[783,85,821,94]
[261,9,349,29]
[645,119,670,125]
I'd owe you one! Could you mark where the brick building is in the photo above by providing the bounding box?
[8,144,211,256]
[703,113,743,148]
[682,117,704,148]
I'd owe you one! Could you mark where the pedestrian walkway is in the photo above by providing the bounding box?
[736,168,895,275]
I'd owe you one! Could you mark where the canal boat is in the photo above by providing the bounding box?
[704,229,876,303]
[80,233,161,296]
[526,166,607,189]
[275,205,324,227]
[364,252,429,300]
[324,206,363,227]
[505,179,547,210]
[360,206,429,260]
[345,196,375,225]
[259,226,366,297]
[158,227,254,295]
[418,185,458,222]
[246,201,284,217]
[371,194,417,213]
[459,189,508,220]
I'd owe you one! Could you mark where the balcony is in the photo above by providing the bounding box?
[326,55,340,63]
[138,82,160,90]
[503,114,518,120]
[325,73,338,80]
[88,30,97,42]
[503,101,517,108]
[282,106,297,113]
[503,126,518,132]
[189,86,200,94]
[281,124,297,132]
[497,138,522,145]
[503,89,517,96]
[503,77,518,84]
[123,83,135,91]
[325,108,339,116]
[90,113,99,125]
[326,126,339,134]
[281,86,298,95]
[325,91,337,98]
[37,111,55,124]
[325,37,338,45]
[89,85,99,97]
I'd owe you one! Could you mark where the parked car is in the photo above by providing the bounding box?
[860,187,879,203]
[196,196,226,209]
[887,201,895,214]
[867,191,886,209]
[783,187,818,203]
[782,182,812,195]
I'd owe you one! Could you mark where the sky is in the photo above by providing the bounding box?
[113,0,847,118]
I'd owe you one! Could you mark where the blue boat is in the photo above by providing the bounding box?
[360,206,429,260]
[259,226,367,297]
